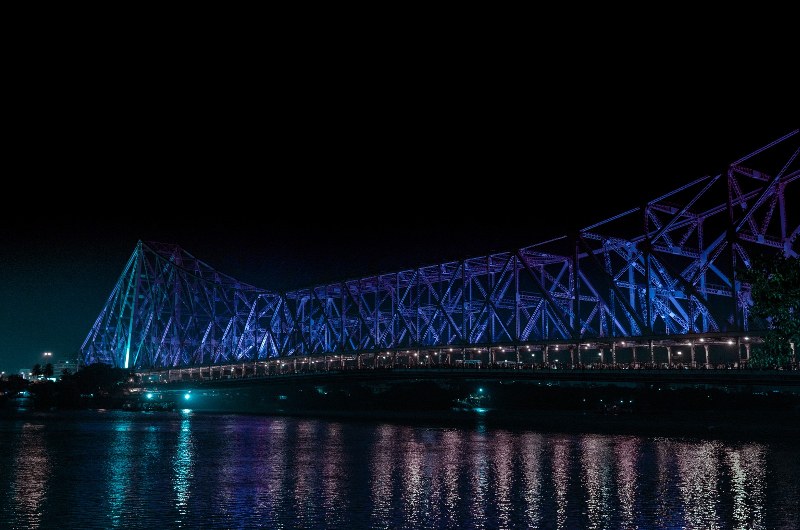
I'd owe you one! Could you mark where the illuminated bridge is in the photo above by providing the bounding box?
[81,131,799,375]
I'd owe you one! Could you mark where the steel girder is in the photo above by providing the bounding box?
[80,242,272,369]
[81,130,799,369]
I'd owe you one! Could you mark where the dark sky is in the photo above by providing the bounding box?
[0,81,794,373]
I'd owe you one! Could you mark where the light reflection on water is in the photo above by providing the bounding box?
[0,411,796,529]
[172,411,193,526]
[11,423,50,530]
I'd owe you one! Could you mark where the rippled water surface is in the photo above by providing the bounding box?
[1,410,798,529]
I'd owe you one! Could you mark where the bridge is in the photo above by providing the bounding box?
[81,131,799,374]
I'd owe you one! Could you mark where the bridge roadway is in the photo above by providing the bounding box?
[136,365,800,395]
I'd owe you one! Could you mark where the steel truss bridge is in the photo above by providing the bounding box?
[82,131,799,372]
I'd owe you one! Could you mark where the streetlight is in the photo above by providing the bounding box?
[43,352,52,358]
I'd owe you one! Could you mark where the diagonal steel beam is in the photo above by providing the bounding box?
[577,234,650,334]
[516,250,577,339]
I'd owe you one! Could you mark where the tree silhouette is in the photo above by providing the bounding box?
[44,363,54,379]
[741,254,800,367]
[32,363,43,378]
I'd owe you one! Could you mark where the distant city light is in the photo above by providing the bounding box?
[184,393,191,400]
[146,393,153,399]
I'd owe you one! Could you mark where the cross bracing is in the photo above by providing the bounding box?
[81,130,799,369]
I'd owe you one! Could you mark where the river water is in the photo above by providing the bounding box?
[1,410,798,529]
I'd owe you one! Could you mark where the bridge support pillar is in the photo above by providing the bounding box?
[569,346,575,366]
[704,345,710,366]
[667,346,672,366]
[737,337,743,365]
[690,343,696,366]
[516,346,520,365]
[649,340,655,364]
[611,343,616,365]
[632,346,637,364]
[543,346,548,365]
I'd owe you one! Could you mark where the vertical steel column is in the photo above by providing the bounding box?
[123,245,142,370]
[339,282,347,351]
[514,255,520,346]
[737,337,742,365]
[461,262,467,351]
[573,237,580,340]
[727,169,741,333]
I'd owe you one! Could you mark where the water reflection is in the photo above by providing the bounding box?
[614,436,639,529]
[676,441,722,528]
[0,413,792,529]
[370,423,397,527]
[172,411,194,526]
[551,436,572,530]
[490,431,513,528]
[519,433,544,528]
[438,429,464,528]
[250,417,287,524]
[580,435,614,529]
[321,422,346,527]
[11,423,50,529]
[726,444,766,530]
[107,420,133,528]
[468,429,489,528]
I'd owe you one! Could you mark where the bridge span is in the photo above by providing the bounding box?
[82,131,799,371]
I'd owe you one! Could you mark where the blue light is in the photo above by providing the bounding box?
[146,393,153,399]
[184,393,191,400]
[478,388,484,393]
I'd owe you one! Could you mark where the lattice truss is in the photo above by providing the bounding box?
[82,131,799,369]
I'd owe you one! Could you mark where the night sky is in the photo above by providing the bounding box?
[1,91,793,374]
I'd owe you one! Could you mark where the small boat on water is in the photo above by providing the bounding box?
[452,388,490,413]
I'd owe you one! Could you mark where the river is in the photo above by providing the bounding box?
[1,409,798,529]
